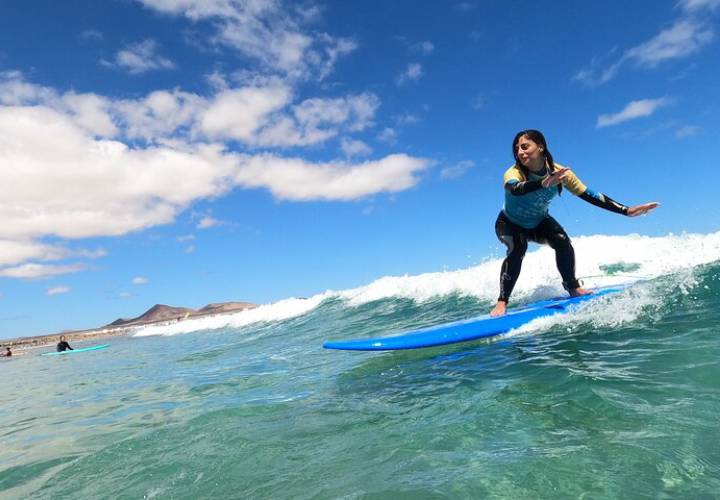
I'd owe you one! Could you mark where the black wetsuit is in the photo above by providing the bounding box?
[497,163,629,303]
[57,341,73,352]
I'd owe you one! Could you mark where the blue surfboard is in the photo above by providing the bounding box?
[41,344,110,356]
[323,286,626,351]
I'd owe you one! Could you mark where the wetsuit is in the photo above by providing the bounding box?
[496,162,629,303]
[57,341,73,352]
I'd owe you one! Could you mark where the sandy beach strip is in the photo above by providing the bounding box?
[1,326,136,356]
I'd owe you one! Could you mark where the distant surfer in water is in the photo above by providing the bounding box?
[2,347,11,357]
[56,335,73,352]
[490,130,659,317]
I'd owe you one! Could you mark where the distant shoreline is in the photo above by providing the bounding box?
[1,302,256,354]
[1,324,137,356]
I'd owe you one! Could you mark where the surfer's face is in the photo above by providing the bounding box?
[516,136,544,170]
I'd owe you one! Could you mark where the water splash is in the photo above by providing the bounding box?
[133,231,720,337]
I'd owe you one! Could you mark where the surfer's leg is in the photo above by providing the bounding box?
[495,212,528,303]
[534,216,582,291]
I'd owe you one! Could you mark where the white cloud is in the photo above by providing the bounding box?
[136,0,355,80]
[104,39,176,74]
[596,98,670,128]
[2,72,380,149]
[675,125,701,138]
[396,37,435,55]
[115,89,206,141]
[200,85,292,142]
[416,41,434,54]
[678,0,720,12]
[132,276,149,285]
[177,234,195,242]
[0,72,118,137]
[251,92,380,147]
[395,113,421,126]
[575,17,714,85]
[470,93,486,110]
[113,82,380,148]
[0,240,69,266]
[440,160,475,180]
[340,138,372,157]
[79,29,103,42]
[206,70,229,91]
[291,94,377,133]
[395,63,424,85]
[46,286,71,296]
[197,216,221,229]
[62,93,118,137]
[137,0,239,18]
[0,70,58,105]
[0,264,86,279]
[233,154,429,201]
[625,19,713,67]
[76,248,107,259]
[0,73,427,275]
[0,104,239,240]
[377,127,398,144]
[311,34,358,81]
[573,58,624,87]
[0,240,104,274]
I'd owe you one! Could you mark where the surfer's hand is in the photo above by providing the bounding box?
[627,202,660,217]
[541,167,569,188]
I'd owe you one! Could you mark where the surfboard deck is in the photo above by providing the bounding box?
[41,344,110,356]
[323,286,627,351]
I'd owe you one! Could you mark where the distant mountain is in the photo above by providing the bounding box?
[197,302,256,315]
[107,301,256,327]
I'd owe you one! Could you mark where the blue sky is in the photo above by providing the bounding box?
[1,0,719,338]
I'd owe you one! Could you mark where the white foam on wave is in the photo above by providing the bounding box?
[339,231,720,305]
[504,265,707,338]
[133,231,720,337]
[133,294,329,337]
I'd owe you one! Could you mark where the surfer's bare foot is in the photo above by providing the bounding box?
[490,301,507,317]
[569,287,593,297]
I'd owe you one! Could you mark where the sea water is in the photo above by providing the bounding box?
[1,232,719,499]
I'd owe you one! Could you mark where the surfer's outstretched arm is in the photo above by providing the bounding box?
[578,189,660,217]
[578,189,629,214]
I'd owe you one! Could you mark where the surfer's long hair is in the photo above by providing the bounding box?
[512,129,562,195]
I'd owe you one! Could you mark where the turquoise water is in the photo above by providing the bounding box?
[2,262,719,499]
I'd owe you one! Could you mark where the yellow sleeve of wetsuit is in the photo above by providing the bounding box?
[503,165,524,185]
[559,166,587,196]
